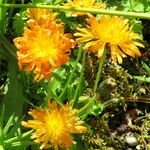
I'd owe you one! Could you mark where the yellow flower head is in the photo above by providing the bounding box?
[27,8,63,30]
[64,0,105,16]
[27,8,51,22]
[75,15,144,64]
[14,22,75,81]
[21,101,87,149]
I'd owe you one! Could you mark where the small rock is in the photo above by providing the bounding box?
[136,144,144,150]
[126,135,138,147]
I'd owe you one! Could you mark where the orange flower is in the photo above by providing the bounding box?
[64,0,105,16]
[14,22,75,81]
[27,8,52,23]
[27,8,63,30]
[21,101,87,150]
[75,15,144,64]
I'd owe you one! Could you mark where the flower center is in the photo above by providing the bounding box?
[96,25,128,45]
[29,30,58,59]
[47,111,64,137]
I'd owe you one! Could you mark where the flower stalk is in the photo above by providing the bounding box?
[59,46,83,100]
[73,49,86,108]
[78,48,107,117]
[93,47,107,95]
[0,4,150,19]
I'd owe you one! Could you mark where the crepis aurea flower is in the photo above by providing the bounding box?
[14,10,75,81]
[27,8,54,24]
[21,101,87,150]
[64,0,105,16]
[27,8,63,30]
[75,15,144,64]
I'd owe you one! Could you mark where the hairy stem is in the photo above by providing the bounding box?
[93,48,107,95]
[73,49,86,108]
[59,46,82,100]
[0,4,150,19]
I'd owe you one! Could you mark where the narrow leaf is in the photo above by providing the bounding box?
[3,114,14,135]
[134,76,150,82]
[141,61,150,76]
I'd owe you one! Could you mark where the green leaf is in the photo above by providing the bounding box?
[3,114,14,135]
[6,119,22,139]
[67,84,76,100]
[13,10,28,36]
[133,2,144,12]
[0,106,5,137]
[141,61,150,76]
[32,0,47,3]
[131,20,143,34]
[47,59,82,101]
[0,35,25,121]
[4,130,32,144]
[79,97,104,119]
[48,68,66,94]
[133,76,150,82]
[3,62,25,120]
[46,88,63,106]
[90,102,104,116]
[10,141,36,148]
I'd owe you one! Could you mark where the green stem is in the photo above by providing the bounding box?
[0,4,150,19]
[78,48,107,117]
[4,130,32,144]
[72,50,86,108]
[58,46,82,100]
[93,48,107,95]
[47,88,63,106]
[78,95,96,116]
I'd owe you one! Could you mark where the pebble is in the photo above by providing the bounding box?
[126,136,138,147]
